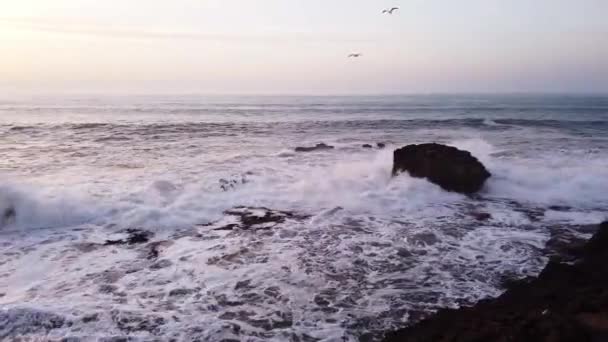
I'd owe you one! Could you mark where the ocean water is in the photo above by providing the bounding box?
[0,94,607,341]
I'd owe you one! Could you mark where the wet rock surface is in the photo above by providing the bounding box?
[104,229,154,246]
[203,207,310,231]
[392,143,491,194]
[294,143,334,152]
[0,308,68,339]
[383,221,608,342]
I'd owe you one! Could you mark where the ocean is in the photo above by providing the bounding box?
[1,94,607,341]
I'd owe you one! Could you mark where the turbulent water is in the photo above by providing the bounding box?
[0,94,607,341]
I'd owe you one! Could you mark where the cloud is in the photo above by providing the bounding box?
[0,17,373,44]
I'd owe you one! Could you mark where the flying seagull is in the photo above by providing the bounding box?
[382,7,399,14]
[348,53,362,58]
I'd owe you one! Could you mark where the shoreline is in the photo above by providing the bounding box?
[383,221,608,342]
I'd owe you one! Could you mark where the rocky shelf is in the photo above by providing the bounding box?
[383,221,608,342]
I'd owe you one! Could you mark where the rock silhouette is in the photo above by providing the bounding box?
[392,143,491,194]
[383,221,608,342]
[294,143,334,152]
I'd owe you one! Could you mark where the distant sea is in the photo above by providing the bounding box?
[1,94,607,341]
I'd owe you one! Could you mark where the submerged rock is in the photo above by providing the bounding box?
[145,240,174,260]
[471,212,492,221]
[377,142,386,149]
[362,144,373,149]
[383,221,608,342]
[392,143,491,194]
[203,206,309,231]
[1,206,16,227]
[0,308,67,339]
[110,310,165,334]
[294,143,334,152]
[219,174,250,192]
[104,229,153,246]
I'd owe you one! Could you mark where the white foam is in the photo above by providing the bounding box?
[2,137,607,232]
[0,182,102,230]
[1,132,607,340]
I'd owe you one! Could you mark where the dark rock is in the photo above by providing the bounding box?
[168,288,197,297]
[60,337,82,342]
[219,175,249,192]
[396,248,413,258]
[294,143,334,152]
[0,308,67,339]
[104,229,153,246]
[392,143,491,194]
[548,205,573,212]
[411,232,440,246]
[99,338,136,342]
[82,313,99,323]
[471,212,492,221]
[1,207,16,226]
[377,143,386,149]
[382,221,608,342]
[234,279,253,291]
[205,207,309,231]
[99,284,119,294]
[314,295,330,307]
[362,144,373,149]
[150,259,173,270]
[146,240,173,260]
[545,231,587,261]
[111,310,165,334]
[582,222,608,256]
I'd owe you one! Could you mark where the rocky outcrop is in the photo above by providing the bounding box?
[104,229,153,246]
[294,143,334,152]
[201,206,310,231]
[383,221,608,342]
[0,308,67,339]
[392,143,491,194]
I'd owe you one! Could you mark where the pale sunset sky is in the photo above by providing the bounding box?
[0,0,606,94]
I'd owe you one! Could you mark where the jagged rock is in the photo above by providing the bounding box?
[0,308,67,339]
[471,212,492,221]
[392,143,491,194]
[104,229,153,246]
[203,207,309,231]
[382,222,608,342]
[294,143,334,152]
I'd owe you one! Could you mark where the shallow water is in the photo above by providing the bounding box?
[1,94,607,341]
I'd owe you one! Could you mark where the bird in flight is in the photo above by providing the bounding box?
[382,7,399,14]
[348,53,362,58]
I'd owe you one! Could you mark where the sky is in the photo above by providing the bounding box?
[0,0,607,94]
